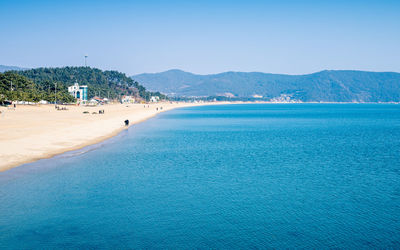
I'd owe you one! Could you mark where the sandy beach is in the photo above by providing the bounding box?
[0,102,217,171]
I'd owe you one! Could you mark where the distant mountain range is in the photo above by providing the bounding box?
[132,69,400,102]
[2,65,400,102]
[0,65,28,73]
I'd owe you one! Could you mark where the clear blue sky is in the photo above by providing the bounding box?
[1,0,399,75]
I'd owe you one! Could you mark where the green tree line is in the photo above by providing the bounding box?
[0,72,74,103]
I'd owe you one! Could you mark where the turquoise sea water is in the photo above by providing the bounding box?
[1,104,400,248]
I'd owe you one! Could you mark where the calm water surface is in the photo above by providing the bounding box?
[1,104,400,248]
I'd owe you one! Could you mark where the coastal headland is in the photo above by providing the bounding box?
[0,102,226,172]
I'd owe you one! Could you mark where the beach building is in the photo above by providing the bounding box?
[68,82,88,102]
[89,96,105,105]
[150,96,160,103]
[122,95,136,104]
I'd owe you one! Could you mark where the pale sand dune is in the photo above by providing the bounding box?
[0,102,218,171]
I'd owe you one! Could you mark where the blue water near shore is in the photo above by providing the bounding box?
[1,104,400,248]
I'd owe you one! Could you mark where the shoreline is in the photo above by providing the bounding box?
[0,102,229,172]
[1,101,398,172]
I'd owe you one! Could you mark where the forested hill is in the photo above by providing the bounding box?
[133,69,400,102]
[13,67,166,101]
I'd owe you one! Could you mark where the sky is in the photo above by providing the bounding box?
[1,0,400,75]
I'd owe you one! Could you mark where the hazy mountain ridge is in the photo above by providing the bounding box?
[0,65,28,73]
[132,70,400,102]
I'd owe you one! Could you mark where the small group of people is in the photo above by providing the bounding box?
[99,109,105,114]
[7,104,16,110]
[55,105,68,111]
[143,104,164,111]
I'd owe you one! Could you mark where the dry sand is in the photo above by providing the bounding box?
[0,102,219,171]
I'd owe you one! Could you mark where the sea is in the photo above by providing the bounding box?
[1,104,400,249]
